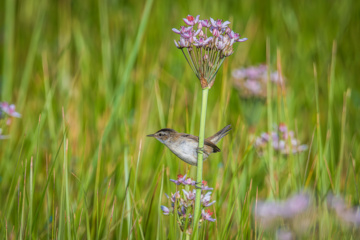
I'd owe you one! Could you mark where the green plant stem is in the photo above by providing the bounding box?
[266,38,275,198]
[193,87,209,237]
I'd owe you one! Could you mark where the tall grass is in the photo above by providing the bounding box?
[1,0,360,239]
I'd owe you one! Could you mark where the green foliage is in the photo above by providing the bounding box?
[1,0,360,238]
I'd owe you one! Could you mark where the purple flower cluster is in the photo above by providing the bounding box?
[255,193,311,230]
[0,102,21,140]
[255,193,310,220]
[327,194,360,226]
[255,123,308,155]
[173,15,247,89]
[161,174,216,234]
[232,64,283,99]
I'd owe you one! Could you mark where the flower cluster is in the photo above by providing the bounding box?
[327,194,360,226]
[0,102,21,140]
[255,123,308,155]
[255,193,310,221]
[232,64,283,99]
[161,174,216,234]
[173,15,247,89]
[255,193,312,234]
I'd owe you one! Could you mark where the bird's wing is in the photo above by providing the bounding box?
[181,134,221,153]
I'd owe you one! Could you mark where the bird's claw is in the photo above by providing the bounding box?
[196,147,204,154]
[194,181,203,189]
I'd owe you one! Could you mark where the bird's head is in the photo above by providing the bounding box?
[147,128,177,144]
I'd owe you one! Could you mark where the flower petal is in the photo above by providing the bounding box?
[236,37,248,42]
[172,28,181,34]
[221,21,231,27]
[161,206,170,215]
[210,17,217,27]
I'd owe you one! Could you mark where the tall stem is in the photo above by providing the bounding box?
[266,38,275,198]
[193,87,209,237]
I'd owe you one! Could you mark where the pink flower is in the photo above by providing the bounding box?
[183,15,200,26]
[182,189,196,200]
[212,28,220,37]
[210,18,230,29]
[0,102,21,118]
[229,30,248,42]
[215,38,226,50]
[174,37,190,49]
[172,26,193,35]
[170,191,180,203]
[170,174,187,185]
[173,15,247,89]
[202,209,216,222]
[200,19,211,28]
[183,177,196,185]
[193,37,213,47]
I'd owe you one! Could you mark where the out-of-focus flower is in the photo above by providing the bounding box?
[183,189,196,201]
[161,206,171,215]
[231,65,283,128]
[0,101,21,140]
[255,193,310,221]
[254,193,311,234]
[183,178,196,186]
[254,193,315,239]
[201,209,216,222]
[173,15,247,89]
[276,228,294,240]
[196,180,214,191]
[327,194,360,226]
[161,173,216,234]
[183,15,200,26]
[170,191,181,202]
[255,123,308,155]
[170,174,187,185]
[0,102,21,118]
[232,64,284,99]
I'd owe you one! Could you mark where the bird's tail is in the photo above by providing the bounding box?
[207,125,232,144]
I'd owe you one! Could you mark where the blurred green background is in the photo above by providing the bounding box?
[1,0,360,238]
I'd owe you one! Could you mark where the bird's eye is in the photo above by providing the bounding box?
[158,133,163,137]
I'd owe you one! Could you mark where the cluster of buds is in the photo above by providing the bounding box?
[0,102,21,139]
[255,123,308,155]
[173,15,247,89]
[232,64,283,99]
[161,174,216,234]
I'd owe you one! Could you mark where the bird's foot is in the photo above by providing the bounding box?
[196,147,204,154]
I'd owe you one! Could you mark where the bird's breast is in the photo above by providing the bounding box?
[165,138,198,165]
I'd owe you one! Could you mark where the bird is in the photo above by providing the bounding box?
[147,125,231,166]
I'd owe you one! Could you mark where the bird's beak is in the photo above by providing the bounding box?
[147,134,155,137]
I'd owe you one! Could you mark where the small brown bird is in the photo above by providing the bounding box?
[147,125,231,166]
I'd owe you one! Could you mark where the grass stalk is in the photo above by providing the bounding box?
[2,0,15,101]
[19,159,27,240]
[335,89,350,193]
[266,38,275,198]
[29,157,33,238]
[313,65,326,195]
